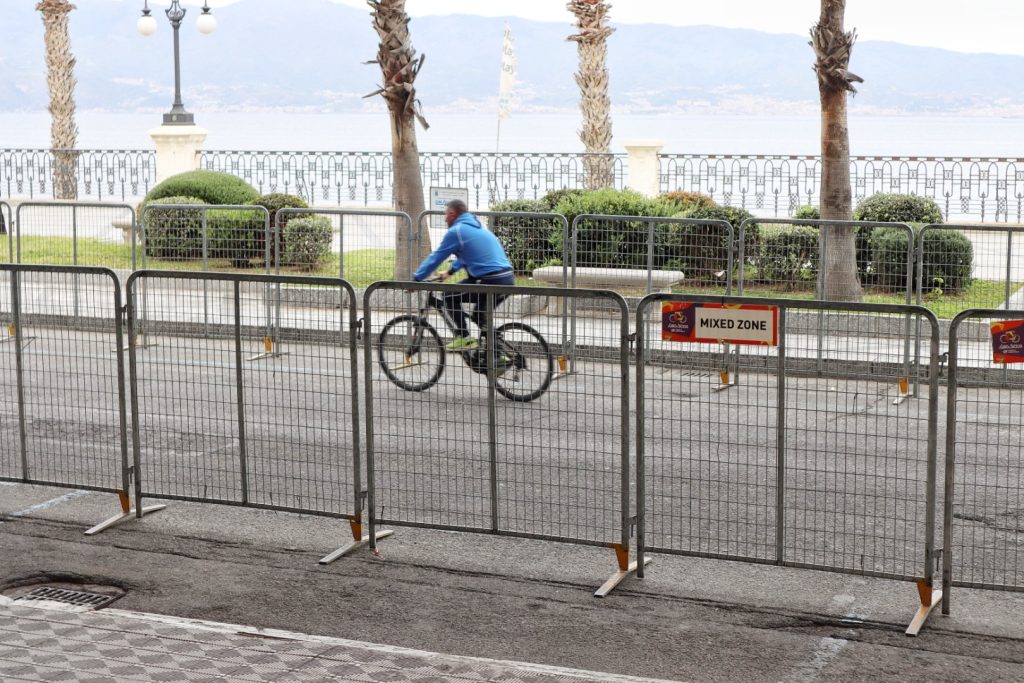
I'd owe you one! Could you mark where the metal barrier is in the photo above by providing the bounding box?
[363,281,642,595]
[13,201,137,271]
[942,309,1024,613]
[635,294,943,634]
[1,202,11,262]
[0,264,137,534]
[916,224,1023,326]
[125,270,374,560]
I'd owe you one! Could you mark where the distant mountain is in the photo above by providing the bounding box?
[4,0,1024,116]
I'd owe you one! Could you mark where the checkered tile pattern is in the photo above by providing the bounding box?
[0,603,649,682]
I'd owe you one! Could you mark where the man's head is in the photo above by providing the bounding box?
[444,199,468,227]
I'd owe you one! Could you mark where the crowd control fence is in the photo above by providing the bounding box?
[123,271,375,561]
[13,201,137,272]
[635,294,943,635]
[942,309,1024,613]
[1,202,12,261]
[362,280,642,596]
[0,264,137,534]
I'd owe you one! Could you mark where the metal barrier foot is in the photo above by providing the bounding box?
[122,333,158,352]
[552,355,573,381]
[905,579,943,636]
[247,336,289,362]
[594,544,650,598]
[892,376,914,405]
[84,504,167,536]
[712,369,736,392]
[319,530,394,565]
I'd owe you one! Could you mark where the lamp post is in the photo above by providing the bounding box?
[138,0,216,126]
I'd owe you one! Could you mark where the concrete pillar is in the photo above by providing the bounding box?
[624,139,665,198]
[149,125,208,184]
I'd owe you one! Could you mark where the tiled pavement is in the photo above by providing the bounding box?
[0,601,675,683]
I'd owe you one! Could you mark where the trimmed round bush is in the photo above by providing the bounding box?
[252,193,311,262]
[207,208,269,268]
[674,204,758,277]
[854,193,943,225]
[793,204,820,220]
[139,196,207,260]
[870,227,973,294]
[282,216,332,271]
[660,191,716,211]
[144,170,260,207]
[754,225,820,287]
[488,199,562,274]
[551,189,680,268]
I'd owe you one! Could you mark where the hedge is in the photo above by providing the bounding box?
[140,196,207,260]
[144,170,260,207]
[282,215,333,270]
[488,199,563,274]
[753,225,820,287]
[870,227,973,294]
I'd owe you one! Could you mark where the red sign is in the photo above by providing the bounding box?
[992,320,1024,364]
[662,302,778,346]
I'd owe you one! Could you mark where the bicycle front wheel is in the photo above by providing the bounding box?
[493,322,554,402]
[378,315,446,392]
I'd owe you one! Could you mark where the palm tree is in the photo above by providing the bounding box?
[811,0,863,301]
[37,0,79,200]
[367,0,430,278]
[567,0,614,190]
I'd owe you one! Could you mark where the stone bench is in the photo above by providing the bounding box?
[531,265,684,291]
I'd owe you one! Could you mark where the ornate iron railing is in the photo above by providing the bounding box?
[198,150,627,207]
[0,149,156,203]
[660,154,1024,223]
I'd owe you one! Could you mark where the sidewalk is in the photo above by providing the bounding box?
[0,600,673,683]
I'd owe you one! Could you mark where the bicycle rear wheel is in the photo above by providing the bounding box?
[493,322,554,402]
[378,315,446,392]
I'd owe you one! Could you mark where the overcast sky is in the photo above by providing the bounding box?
[185,0,1024,57]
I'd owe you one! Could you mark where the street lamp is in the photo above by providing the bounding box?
[138,1,216,125]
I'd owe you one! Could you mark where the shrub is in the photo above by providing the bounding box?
[793,204,820,220]
[251,193,311,262]
[551,188,680,268]
[754,225,820,287]
[207,208,270,268]
[854,193,944,225]
[139,196,207,260]
[144,170,260,207]
[870,227,973,294]
[673,204,758,276]
[660,191,716,212]
[282,216,333,271]
[540,188,584,212]
[488,199,562,274]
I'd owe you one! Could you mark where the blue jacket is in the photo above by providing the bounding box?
[413,212,513,281]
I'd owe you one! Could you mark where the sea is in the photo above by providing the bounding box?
[3,111,1024,157]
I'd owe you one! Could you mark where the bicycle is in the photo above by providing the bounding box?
[377,281,554,402]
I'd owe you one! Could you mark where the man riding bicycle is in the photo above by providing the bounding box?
[413,199,515,350]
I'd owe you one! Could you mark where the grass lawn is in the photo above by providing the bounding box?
[2,236,1016,318]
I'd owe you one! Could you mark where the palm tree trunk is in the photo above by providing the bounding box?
[37,0,79,200]
[367,0,430,279]
[568,1,614,190]
[812,0,863,301]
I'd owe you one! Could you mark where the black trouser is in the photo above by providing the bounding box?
[443,271,515,337]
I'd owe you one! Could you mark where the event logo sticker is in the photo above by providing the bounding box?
[662,302,778,346]
[992,319,1024,363]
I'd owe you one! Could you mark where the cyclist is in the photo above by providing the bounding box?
[413,199,514,350]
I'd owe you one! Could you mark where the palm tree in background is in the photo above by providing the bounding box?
[37,0,79,200]
[367,0,431,278]
[811,0,863,301]
[567,0,614,190]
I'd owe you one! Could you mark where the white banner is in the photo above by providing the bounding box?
[498,21,517,120]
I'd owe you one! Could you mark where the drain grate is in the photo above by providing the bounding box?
[13,587,117,609]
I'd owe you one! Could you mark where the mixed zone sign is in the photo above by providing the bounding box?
[662,302,778,346]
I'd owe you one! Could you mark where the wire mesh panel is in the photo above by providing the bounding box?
[14,202,136,271]
[637,294,940,584]
[944,310,1024,600]
[139,204,271,273]
[570,215,734,298]
[0,265,128,493]
[917,225,1024,329]
[737,218,914,302]
[127,271,361,520]
[274,208,412,286]
[1,202,12,263]
[364,281,631,554]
